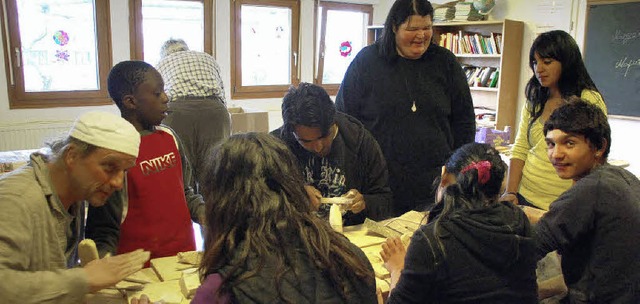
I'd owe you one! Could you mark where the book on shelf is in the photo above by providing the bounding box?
[489,32,499,54]
[439,31,502,55]
[481,67,497,87]
[489,69,500,88]
[494,34,502,54]
[462,66,499,88]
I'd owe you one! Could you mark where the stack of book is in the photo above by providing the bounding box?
[454,1,484,21]
[434,6,455,22]
[462,65,500,88]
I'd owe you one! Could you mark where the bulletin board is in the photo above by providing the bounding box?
[584,0,640,118]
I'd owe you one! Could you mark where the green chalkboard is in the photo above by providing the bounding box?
[585,1,640,117]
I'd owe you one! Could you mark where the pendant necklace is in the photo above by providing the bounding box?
[401,60,418,113]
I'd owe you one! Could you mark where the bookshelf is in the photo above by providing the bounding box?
[366,25,384,45]
[433,19,524,130]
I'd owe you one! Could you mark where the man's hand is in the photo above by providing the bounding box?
[304,185,322,211]
[343,189,365,214]
[83,249,150,293]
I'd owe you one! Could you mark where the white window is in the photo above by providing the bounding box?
[129,0,213,64]
[314,1,371,95]
[231,0,300,99]
[2,0,112,108]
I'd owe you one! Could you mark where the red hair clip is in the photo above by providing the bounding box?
[460,160,492,185]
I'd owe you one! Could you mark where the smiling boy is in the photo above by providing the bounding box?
[534,98,640,303]
[86,61,205,260]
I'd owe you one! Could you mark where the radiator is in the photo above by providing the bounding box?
[0,122,73,152]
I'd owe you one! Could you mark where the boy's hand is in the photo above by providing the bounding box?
[343,189,365,214]
[304,185,322,211]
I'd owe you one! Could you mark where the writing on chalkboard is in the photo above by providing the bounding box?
[585,1,640,117]
[612,30,640,45]
[615,57,640,77]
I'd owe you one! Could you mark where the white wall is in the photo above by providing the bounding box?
[0,0,638,175]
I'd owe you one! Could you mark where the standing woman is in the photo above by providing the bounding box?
[193,133,377,303]
[336,0,475,216]
[503,30,606,210]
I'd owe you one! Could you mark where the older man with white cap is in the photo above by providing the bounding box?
[0,111,151,303]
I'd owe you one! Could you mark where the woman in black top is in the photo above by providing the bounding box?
[336,0,475,215]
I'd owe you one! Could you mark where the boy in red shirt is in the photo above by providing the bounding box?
[86,61,205,260]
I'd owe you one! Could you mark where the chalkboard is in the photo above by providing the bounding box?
[585,1,640,117]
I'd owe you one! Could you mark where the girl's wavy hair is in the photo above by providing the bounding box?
[524,30,602,145]
[198,133,373,303]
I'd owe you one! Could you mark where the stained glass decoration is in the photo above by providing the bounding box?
[17,0,99,92]
[55,50,70,62]
[339,41,352,57]
[52,30,69,46]
[321,10,368,84]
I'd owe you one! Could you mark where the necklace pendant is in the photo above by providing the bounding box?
[411,101,417,112]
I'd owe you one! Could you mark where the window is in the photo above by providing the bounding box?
[231,0,300,99]
[1,0,112,108]
[129,0,213,65]
[314,1,371,95]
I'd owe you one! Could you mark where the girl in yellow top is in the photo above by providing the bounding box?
[504,30,606,210]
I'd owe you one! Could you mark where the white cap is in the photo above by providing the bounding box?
[69,111,140,157]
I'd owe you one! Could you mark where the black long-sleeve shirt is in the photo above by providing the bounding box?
[535,164,640,303]
[388,201,538,303]
[271,112,393,224]
[336,42,475,215]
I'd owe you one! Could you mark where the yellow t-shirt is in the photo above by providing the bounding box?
[510,90,606,210]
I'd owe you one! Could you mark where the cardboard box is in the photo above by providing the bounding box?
[227,107,269,134]
[475,127,511,147]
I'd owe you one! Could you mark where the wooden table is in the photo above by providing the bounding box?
[87,256,198,304]
[343,210,427,298]
[87,211,426,303]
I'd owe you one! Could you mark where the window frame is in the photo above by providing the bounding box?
[129,0,214,61]
[230,0,300,99]
[1,0,113,109]
[313,1,372,95]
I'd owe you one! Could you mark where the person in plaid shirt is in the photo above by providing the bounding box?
[156,38,231,192]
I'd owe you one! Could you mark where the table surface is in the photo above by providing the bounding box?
[88,255,197,304]
[87,212,428,303]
